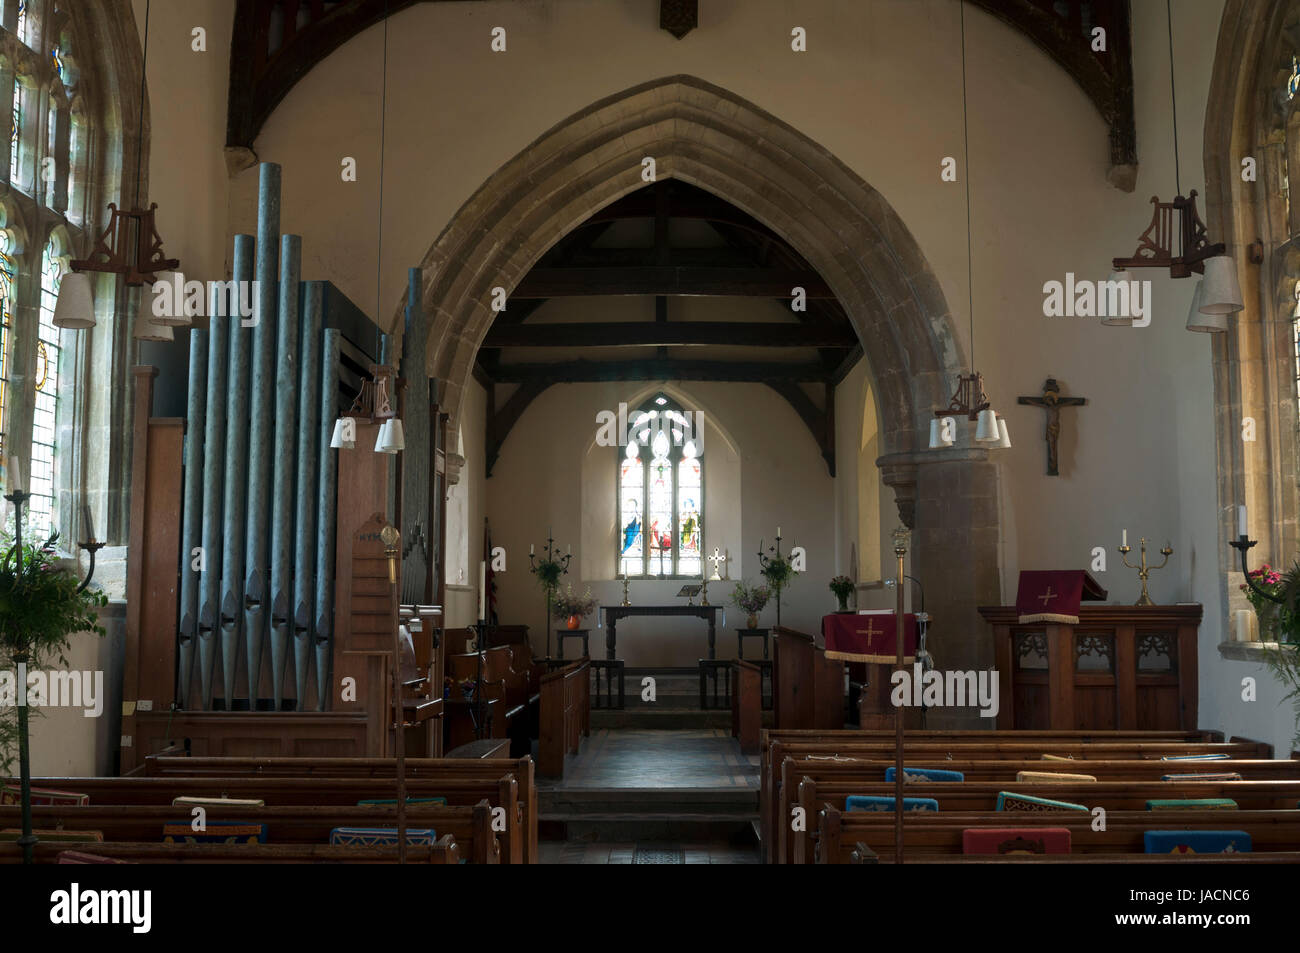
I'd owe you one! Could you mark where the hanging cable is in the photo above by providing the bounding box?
[960,0,974,373]
[376,1,389,335]
[1166,0,1181,196]
[133,0,150,209]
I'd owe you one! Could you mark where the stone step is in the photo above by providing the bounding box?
[539,814,759,843]
[591,708,735,730]
[540,787,758,815]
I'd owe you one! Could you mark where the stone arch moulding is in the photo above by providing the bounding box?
[417,74,974,518]
[416,74,1001,706]
[1203,0,1299,620]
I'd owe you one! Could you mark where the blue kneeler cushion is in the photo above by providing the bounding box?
[846,795,939,812]
[884,766,965,782]
[1143,830,1251,854]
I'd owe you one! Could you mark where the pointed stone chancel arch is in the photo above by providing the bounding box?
[414,75,1000,720]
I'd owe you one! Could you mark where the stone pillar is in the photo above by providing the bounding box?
[910,452,1001,729]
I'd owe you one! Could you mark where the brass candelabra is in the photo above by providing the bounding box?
[618,573,630,606]
[1118,537,1172,606]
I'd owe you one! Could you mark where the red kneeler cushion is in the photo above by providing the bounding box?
[962,827,1072,855]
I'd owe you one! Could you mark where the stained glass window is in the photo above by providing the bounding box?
[16,0,27,46]
[29,233,64,537]
[0,231,12,458]
[616,394,704,577]
[51,46,66,87]
[10,80,19,178]
[43,98,56,206]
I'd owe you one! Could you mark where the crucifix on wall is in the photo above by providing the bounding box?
[1017,378,1086,477]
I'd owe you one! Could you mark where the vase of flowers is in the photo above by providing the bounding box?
[551,583,597,629]
[732,581,770,628]
[829,575,854,612]
[1240,564,1296,642]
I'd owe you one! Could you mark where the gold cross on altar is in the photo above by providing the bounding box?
[857,618,883,647]
[1037,586,1057,606]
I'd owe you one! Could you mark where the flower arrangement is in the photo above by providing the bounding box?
[1239,564,1297,642]
[731,580,770,628]
[551,584,597,621]
[0,533,107,780]
[829,575,854,611]
[760,553,796,597]
[532,558,565,596]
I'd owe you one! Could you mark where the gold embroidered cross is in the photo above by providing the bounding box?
[857,618,883,647]
[1037,587,1057,607]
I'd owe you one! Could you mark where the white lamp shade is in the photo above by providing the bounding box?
[375,419,400,454]
[975,408,999,442]
[133,313,174,342]
[1100,270,1134,326]
[1199,255,1244,314]
[384,417,405,452]
[151,271,193,327]
[1185,280,1225,333]
[996,416,1012,449]
[52,271,96,329]
[330,417,356,450]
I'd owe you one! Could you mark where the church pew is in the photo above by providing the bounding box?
[26,776,525,864]
[0,837,462,864]
[814,807,1300,863]
[760,739,1268,862]
[732,659,762,754]
[141,755,538,863]
[791,778,1300,864]
[0,802,501,863]
[864,852,1300,864]
[773,758,1300,863]
[539,657,591,778]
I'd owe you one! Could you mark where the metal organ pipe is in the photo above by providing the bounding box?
[270,234,301,709]
[177,326,208,709]
[315,328,342,709]
[221,234,255,708]
[244,163,281,706]
[198,283,229,711]
[294,282,323,707]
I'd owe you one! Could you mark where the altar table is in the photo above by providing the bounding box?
[600,605,721,659]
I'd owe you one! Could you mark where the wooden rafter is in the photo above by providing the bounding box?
[479,321,855,349]
[766,381,836,477]
[490,359,828,384]
[485,381,550,477]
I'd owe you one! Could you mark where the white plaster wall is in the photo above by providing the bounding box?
[488,379,834,665]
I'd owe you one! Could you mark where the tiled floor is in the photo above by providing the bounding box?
[538,841,759,864]
[540,728,759,790]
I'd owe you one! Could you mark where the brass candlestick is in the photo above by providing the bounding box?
[619,573,631,607]
[700,574,709,606]
[1118,537,1172,606]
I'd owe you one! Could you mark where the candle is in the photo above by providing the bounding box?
[567,543,572,555]
[5,456,21,494]
[1237,505,1247,539]
[1235,609,1254,643]
[1122,529,1127,547]
[530,543,535,555]
[478,561,486,621]
[82,503,95,543]
[777,526,782,538]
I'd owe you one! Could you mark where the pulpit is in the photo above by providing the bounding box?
[978,604,1201,731]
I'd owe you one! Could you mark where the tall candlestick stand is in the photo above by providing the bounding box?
[2,488,102,866]
[757,532,793,628]
[891,526,910,865]
[1118,537,1172,606]
[619,573,631,607]
[529,531,572,658]
[381,525,407,864]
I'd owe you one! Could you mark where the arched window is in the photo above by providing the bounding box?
[28,230,65,536]
[0,230,12,458]
[617,393,703,577]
